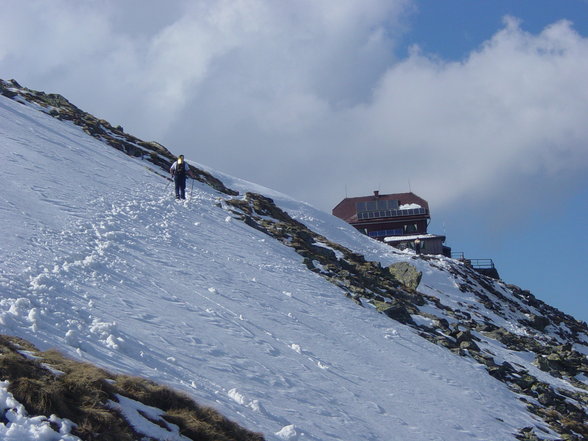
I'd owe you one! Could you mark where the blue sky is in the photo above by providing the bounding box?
[435,183,588,322]
[1,0,587,321]
[405,0,588,320]
[405,0,588,60]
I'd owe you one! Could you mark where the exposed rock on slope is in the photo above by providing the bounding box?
[0,79,236,196]
[223,193,588,440]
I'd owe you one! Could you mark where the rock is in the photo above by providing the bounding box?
[517,427,540,441]
[470,351,496,367]
[373,301,415,325]
[308,243,337,262]
[487,362,514,381]
[488,365,508,380]
[0,82,17,98]
[433,317,450,330]
[513,374,537,391]
[435,335,458,350]
[525,314,550,332]
[538,392,557,406]
[459,340,480,352]
[476,321,498,332]
[387,262,422,290]
[455,330,474,344]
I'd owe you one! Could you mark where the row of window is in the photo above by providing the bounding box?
[356,200,399,213]
[357,208,427,220]
[368,224,419,237]
[368,228,403,238]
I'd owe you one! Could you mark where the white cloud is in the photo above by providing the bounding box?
[1,2,587,226]
[352,17,588,211]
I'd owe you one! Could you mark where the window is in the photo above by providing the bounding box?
[357,199,426,220]
[357,199,400,213]
[368,228,403,238]
[404,224,417,234]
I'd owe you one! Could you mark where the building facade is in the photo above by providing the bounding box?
[332,191,450,256]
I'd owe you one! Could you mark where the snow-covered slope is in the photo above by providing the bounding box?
[1,83,587,441]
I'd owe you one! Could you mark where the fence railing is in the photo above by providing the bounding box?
[467,259,495,269]
[452,252,495,269]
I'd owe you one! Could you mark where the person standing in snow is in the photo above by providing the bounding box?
[170,155,194,200]
[414,238,422,255]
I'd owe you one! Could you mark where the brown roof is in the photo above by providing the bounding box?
[332,191,430,223]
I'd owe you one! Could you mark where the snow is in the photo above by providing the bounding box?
[384,233,440,242]
[108,394,191,441]
[0,94,569,440]
[275,424,298,440]
[0,381,81,441]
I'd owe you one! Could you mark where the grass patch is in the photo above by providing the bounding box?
[115,375,264,441]
[0,335,265,440]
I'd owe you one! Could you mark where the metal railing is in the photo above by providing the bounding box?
[452,252,495,269]
[467,259,495,269]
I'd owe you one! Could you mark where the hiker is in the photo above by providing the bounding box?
[414,238,422,255]
[170,155,194,199]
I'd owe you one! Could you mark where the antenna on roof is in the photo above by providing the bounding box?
[345,184,348,198]
[408,179,412,193]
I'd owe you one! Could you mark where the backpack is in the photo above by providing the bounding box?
[175,159,186,177]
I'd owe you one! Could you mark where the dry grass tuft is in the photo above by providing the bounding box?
[116,375,265,441]
[0,334,265,440]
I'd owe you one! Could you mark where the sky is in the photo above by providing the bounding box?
[1,0,587,321]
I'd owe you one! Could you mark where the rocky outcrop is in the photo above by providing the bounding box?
[223,191,588,440]
[534,345,588,378]
[0,79,237,196]
[387,262,422,290]
[223,193,419,307]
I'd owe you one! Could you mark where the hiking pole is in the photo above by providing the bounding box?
[190,177,195,199]
[165,177,172,197]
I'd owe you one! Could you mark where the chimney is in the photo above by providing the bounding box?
[374,190,379,198]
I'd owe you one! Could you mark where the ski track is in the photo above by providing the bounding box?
[0,94,569,440]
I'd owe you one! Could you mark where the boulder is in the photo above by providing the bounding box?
[387,262,422,290]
